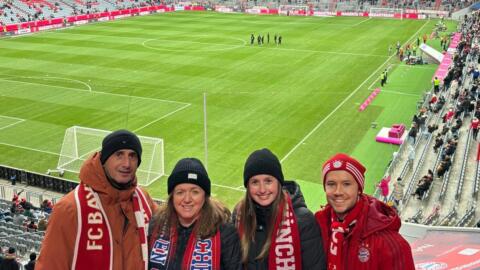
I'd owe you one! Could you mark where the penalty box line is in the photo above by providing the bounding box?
[0,115,25,131]
[0,76,190,106]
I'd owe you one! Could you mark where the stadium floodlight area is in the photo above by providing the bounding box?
[369,7,403,20]
[57,126,164,186]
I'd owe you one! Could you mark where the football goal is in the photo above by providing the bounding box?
[57,126,164,186]
[369,7,403,19]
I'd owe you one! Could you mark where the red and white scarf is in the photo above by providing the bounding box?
[327,198,363,270]
[72,184,152,270]
[149,224,221,270]
[237,192,302,270]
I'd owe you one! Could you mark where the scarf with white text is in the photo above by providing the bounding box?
[72,184,152,270]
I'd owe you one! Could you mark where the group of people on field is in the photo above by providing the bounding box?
[35,129,415,270]
[250,33,282,46]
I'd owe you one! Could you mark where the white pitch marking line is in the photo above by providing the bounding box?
[0,115,24,121]
[0,142,59,156]
[133,103,191,132]
[381,90,420,97]
[265,46,386,57]
[0,77,190,106]
[212,183,245,192]
[280,19,430,163]
[393,64,437,70]
[352,17,372,26]
[0,119,25,131]
[142,37,246,53]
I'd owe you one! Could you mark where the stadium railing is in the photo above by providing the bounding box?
[454,129,473,200]
[474,152,480,197]
[456,201,476,227]
[0,164,78,195]
[438,130,461,200]
[438,203,457,226]
[402,132,434,206]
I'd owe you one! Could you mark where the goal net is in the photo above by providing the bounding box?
[57,126,164,186]
[369,7,403,19]
[278,5,310,16]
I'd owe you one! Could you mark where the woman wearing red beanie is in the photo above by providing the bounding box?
[315,153,415,270]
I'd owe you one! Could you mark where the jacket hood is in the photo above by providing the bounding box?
[360,195,401,238]
[283,180,308,210]
[79,152,138,203]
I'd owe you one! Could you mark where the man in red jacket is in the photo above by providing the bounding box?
[315,153,415,270]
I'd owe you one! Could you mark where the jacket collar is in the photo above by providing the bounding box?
[79,152,137,204]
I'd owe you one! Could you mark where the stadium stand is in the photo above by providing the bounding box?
[376,8,480,233]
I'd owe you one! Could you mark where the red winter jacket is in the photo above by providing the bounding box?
[315,195,415,270]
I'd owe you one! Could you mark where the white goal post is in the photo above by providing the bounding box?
[369,7,404,20]
[57,126,164,186]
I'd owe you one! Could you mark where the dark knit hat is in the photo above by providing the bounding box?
[100,130,142,165]
[168,158,210,196]
[243,148,284,187]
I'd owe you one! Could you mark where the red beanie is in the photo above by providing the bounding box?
[322,153,366,192]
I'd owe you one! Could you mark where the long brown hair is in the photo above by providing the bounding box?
[236,182,285,264]
[151,194,231,239]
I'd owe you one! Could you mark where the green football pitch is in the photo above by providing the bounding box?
[0,11,456,210]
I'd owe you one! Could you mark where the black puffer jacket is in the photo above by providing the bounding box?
[148,223,242,270]
[233,181,327,270]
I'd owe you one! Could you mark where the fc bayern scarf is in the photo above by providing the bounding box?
[327,197,363,270]
[72,184,152,270]
[236,192,302,270]
[149,224,221,270]
[268,193,302,270]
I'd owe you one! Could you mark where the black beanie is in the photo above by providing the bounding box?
[100,130,142,165]
[243,148,284,187]
[168,158,210,196]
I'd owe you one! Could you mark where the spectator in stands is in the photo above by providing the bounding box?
[443,107,455,123]
[0,247,19,270]
[433,76,441,94]
[412,170,434,199]
[393,177,404,207]
[451,118,463,134]
[407,123,418,145]
[148,158,242,270]
[408,145,415,166]
[442,140,457,160]
[36,130,157,270]
[433,134,444,153]
[232,148,326,269]
[427,123,439,134]
[40,200,52,214]
[27,220,37,232]
[437,156,452,178]
[429,94,438,107]
[377,175,390,203]
[24,252,36,270]
[315,153,414,270]
[37,216,47,232]
[471,117,479,140]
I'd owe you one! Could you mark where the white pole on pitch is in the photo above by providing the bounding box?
[203,92,208,171]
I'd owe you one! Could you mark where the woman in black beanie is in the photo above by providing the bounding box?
[232,148,326,270]
[147,158,242,270]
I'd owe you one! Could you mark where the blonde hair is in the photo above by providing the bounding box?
[236,182,285,264]
[151,194,231,239]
